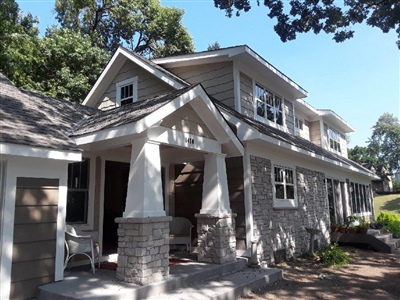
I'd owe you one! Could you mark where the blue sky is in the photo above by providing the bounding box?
[16,0,400,148]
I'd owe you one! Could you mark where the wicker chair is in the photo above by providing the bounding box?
[64,225,99,274]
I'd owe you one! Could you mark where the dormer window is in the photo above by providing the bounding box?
[116,77,138,106]
[295,117,304,136]
[255,83,283,126]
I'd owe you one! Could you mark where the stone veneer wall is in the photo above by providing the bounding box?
[115,216,172,285]
[250,156,330,264]
[196,214,237,264]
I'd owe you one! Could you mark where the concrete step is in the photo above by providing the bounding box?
[145,267,283,300]
[377,233,394,244]
[37,259,272,300]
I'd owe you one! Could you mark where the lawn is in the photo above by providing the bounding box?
[374,193,400,217]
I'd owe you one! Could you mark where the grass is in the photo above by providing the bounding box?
[374,193,400,217]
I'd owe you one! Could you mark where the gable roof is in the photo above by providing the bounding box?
[0,73,96,152]
[83,47,190,107]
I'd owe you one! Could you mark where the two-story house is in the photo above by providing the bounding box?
[0,45,377,299]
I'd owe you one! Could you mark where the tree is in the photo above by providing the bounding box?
[348,145,377,168]
[55,0,195,57]
[368,113,400,173]
[207,41,221,51]
[213,0,400,49]
[36,27,109,102]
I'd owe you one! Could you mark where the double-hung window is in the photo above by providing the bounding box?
[273,165,296,207]
[327,127,341,153]
[295,117,304,136]
[66,159,89,224]
[116,77,138,106]
[255,83,283,126]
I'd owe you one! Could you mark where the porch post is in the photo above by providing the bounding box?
[196,153,237,264]
[123,138,165,218]
[116,139,171,285]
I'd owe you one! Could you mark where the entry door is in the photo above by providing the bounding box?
[102,161,129,255]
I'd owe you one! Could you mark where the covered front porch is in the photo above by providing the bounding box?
[68,85,245,284]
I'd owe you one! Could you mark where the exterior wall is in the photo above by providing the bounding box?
[302,120,311,140]
[0,155,69,300]
[11,178,59,299]
[250,155,330,264]
[239,72,253,118]
[167,62,235,108]
[96,60,174,110]
[309,120,322,147]
[161,105,215,139]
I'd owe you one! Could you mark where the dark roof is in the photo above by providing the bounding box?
[214,100,375,176]
[0,73,97,152]
[71,84,197,137]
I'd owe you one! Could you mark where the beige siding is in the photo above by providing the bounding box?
[340,133,348,158]
[284,100,295,135]
[161,105,215,139]
[301,120,311,140]
[167,62,235,108]
[96,60,174,110]
[240,72,253,118]
[309,121,322,147]
[11,178,58,300]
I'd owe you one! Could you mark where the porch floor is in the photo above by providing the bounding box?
[37,252,283,300]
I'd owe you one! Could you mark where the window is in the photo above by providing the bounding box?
[66,159,89,223]
[116,77,138,106]
[327,127,341,153]
[350,182,372,216]
[255,83,283,125]
[273,165,296,207]
[295,117,304,136]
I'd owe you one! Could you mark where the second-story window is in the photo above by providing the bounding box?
[328,128,341,153]
[255,83,283,126]
[116,77,138,106]
[295,117,304,135]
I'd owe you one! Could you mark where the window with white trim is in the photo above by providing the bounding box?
[327,127,341,153]
[116,77,138,106]
[273,165,297,207]
[255,83,283,126]
[66,158,89,224]
[295,117,304,136]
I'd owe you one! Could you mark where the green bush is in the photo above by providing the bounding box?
[393,180,400,193]
[319,243,349,267]
[377,212,400,237]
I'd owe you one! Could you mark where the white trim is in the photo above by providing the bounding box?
[242,145,253,249]
[271,163,298,208]
[83,47,187,107]
[116,76,138,107]
[220,111,378,179]
[233,61,241,113]
[0,143,81,162]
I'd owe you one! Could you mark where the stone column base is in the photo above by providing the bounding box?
[195,213,237,264]
[115,216,172,285]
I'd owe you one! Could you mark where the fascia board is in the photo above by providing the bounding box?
[318,110,355,132]
[0,143,82,162]
[251,133,377,179]
[83,47,187,107]
[220,111,260,141]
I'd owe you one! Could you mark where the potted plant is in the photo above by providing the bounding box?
[348,225,358,234]
[358,221,369,234]
[331,219,340,233]
[338,224,347,233]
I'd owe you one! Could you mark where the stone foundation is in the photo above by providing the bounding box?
[195,213,237,264]
[115,216,172,285]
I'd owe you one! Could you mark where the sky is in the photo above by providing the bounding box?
[16,0,400,148]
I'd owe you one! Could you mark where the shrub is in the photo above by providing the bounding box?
[319,243,349,267]
[393,180,400,193]
[377,212,400,238]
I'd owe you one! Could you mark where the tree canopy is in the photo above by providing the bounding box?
[55,0,195,57]
[213,0,400,49]
[349,113,400,173]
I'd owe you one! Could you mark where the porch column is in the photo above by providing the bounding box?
[196,153,237,264]
[116,139,171,285]
[123,139,165,218]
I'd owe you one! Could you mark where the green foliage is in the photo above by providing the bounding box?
[374,194,400,218]
[213,0,400,49]
[377,211,400,238]
[368,113,400,173]
[394,181,400,193]
[207,41,221,51]
[55,0,195,57]
[348,146,376,169]
[319,243,349,267]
